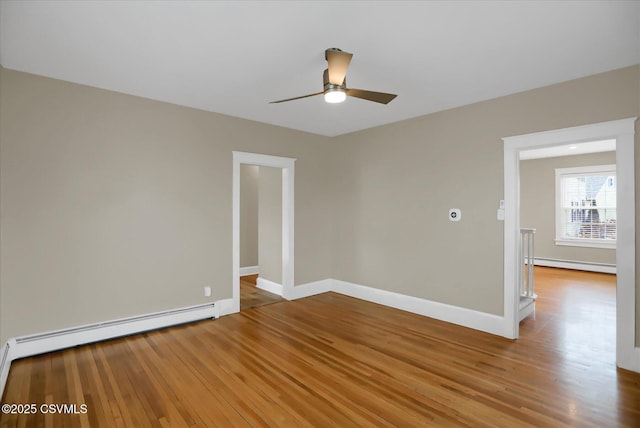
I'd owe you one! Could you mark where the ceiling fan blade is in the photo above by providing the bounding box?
[326,49,353,85]
[269,91,324,104]
[346,88,397,104]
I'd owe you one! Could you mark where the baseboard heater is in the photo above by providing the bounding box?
[11,303,217,360]
[1,303,216,401]
[0,342,10,398]
[0,342,10,376]
[0,341,9,365]
[529,258,616,274]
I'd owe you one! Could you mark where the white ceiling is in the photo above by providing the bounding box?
[1,1,639,137]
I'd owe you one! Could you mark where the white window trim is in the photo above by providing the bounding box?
[555,164,616,250]
[554,239,616,249]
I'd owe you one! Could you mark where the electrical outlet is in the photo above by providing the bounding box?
[449,209,461,222]
[204,286,212,297]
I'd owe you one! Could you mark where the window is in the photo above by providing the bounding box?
[555,164,616,249]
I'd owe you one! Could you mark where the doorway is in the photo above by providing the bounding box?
[518,143,617,362]
[502,118,637,371]
[232,151,295,314]
[239,164,286,310]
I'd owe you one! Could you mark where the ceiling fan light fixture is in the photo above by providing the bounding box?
[324,88,346,104]
[269,48,396,105]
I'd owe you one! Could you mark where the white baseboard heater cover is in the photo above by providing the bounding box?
[12,303,217,360]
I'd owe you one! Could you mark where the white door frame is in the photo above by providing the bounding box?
[502,117,638,372]
[232,151,295,313]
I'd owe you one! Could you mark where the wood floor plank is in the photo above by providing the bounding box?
[1,267,639,427]
[240,274,284,311]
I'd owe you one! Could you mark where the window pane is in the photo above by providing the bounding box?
[560,171,616,242]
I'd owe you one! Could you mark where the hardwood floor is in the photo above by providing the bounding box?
[520,266,616,365]
[1,267,639,427]
[239,274,284,311]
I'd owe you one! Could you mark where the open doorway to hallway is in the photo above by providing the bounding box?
[502,118,636,371]
[233,151,295,314]
[518,141,617,361]
[239,164,286,311]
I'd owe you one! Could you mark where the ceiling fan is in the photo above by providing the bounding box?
[270,48,397,105]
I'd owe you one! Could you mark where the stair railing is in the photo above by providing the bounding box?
[519,228,536,298]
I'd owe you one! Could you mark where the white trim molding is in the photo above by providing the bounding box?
[0,341,12,398]
[217,298,236,317]
[232,151,295,316]
[283,279,506,337]
[503,117,638,372]
[287,279,333,300]
[256,277,283,296]
[331,280,506,337]
[554,239,616,249]
[255,278,332,301]
[239,266,259,276]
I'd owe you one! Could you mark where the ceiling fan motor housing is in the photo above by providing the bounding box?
[325,47,343,60]
[323,69,346,91]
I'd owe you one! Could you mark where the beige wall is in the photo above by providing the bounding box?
[331,66,639,320]
[0,68,334,344]
[258,166,282,284]
[1,64,639,346]
[240,164,259,268]
[520,152,617,265]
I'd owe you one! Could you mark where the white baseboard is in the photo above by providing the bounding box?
[256,277,283,296]
[256,276,506,337]
[519,297,536,321]
[286,279,333,300]
[531,258,616,274]
[330,279,506,337]
[252,277,506,339]
[239,266,259,276]
[284,278,505,337]
[217,298,237,316]
[618,346,640,373]
[0,341,13,399]
[254,278,332,301]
